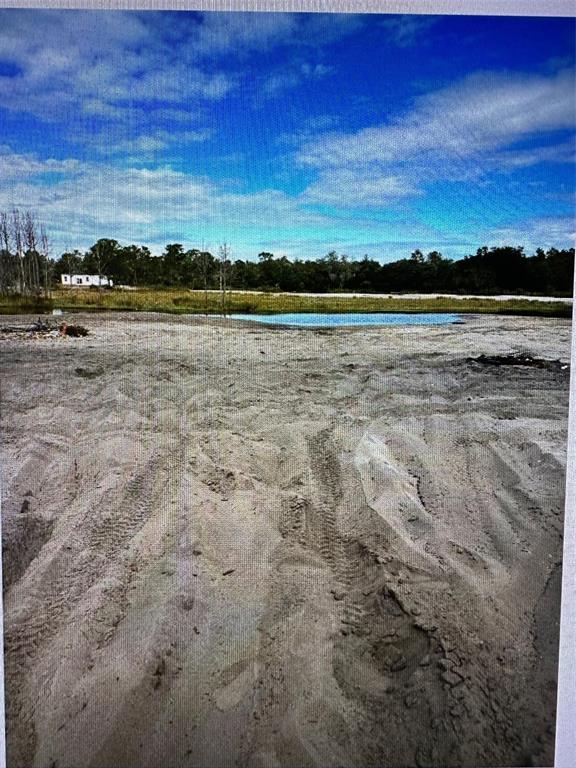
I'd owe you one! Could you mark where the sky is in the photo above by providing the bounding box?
[0,9,574,262]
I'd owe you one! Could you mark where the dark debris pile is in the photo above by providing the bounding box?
[0,318,89,340]
[467,353,569,372]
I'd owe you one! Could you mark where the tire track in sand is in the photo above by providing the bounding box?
[291,428,455,766]
[241,427,451,767]
[4,416,186,767]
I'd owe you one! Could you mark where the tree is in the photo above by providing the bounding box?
[85,239,119,287]
[426,251,443,266]
[424,251,452,291]
[320,251,351,291]
[56,250,84,282]
[545,247,574,294]
[23,211,41,295]
[162,243,186,286]
[231,258,259,291]
[410,249,425,264]
[257,252,278,289]
[0,210,14,294]
[0,208,50,295]
[191,249,216,312]
[40,225,51,297]
[12,209,25,293]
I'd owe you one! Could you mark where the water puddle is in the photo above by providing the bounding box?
[229,312,461,327]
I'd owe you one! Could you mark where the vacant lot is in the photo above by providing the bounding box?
[1,313,571,767]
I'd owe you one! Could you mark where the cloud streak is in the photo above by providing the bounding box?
[487,216,576,250]
[261,62,334,97]
[297,68,575,210]
[0,146,79,180]
[0,10,233,136]
[380,15,439,47]
[0,151,332,254]
[298,69,575,168]
[302,170,419,207]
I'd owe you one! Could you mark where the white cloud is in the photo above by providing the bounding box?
[0,153,330,254]
[298,69,575,168]
[192,12,361,57]
[0,10,149,66]
[0,146,79,179]
[302,169,419,207]
[90,129,213,157]
[493,140,575,170]
[296,14,364,48]
[0,9,359,153]
[125,65,232,103]
[261,61,334,97]
[2,145,572,261]
[486,216,576,251]
[5,164,459,262]
[261,71,300,97]
[380,15,439,48]
[0,9,234,128]
[296,68,575,210]
[301,63,333,78]
[192,12,299,57]
[82,100,127,120]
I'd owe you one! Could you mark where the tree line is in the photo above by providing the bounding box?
[1,210,573,297]
[51,240,574,296]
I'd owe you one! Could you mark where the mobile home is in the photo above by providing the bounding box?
[61,274,113,287]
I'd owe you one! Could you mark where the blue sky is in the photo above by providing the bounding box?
[0,10,574,261]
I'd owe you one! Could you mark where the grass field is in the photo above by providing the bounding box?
[0,288,572,317]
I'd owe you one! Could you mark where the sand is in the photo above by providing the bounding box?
[186,290,573,303]
[1,312,571,768]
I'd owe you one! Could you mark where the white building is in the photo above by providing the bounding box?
[61,274,113,287]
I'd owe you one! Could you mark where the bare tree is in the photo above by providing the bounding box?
[23,211,41,296]
[0,209,51,296]
[94,241,104,292]
[12,209,25,294]
[218,242,231,317]
[40,225,51,298]
[201,239,209,315]
[0,210,12,294]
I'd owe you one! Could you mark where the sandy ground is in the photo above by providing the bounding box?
[0,312,571,768]
[186,290,573,303]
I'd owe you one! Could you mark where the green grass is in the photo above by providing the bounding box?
[0,288,572,318]
[0,294,54,315]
